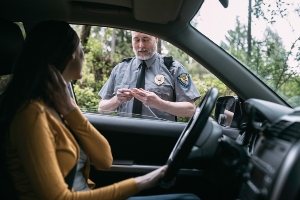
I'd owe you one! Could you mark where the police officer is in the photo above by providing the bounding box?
[98,31,200,121]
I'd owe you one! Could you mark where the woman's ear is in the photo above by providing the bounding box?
[71,52,76,59]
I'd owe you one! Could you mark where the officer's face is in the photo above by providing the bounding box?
[132,31,158,60]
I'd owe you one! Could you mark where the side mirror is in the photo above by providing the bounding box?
[215,96,241,127]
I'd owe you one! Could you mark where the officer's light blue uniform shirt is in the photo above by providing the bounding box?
[98,53,200,121]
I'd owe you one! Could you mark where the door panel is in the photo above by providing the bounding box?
[85,113,212,197]
[85,113,184,165]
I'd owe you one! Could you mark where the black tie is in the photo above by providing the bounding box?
[132,61,146,115]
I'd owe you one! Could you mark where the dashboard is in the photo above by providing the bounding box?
[234,99,300,200]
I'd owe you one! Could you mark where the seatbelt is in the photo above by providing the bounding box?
[64,163,77,190]
[64,125,78,190]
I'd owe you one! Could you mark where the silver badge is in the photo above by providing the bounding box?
[154,74,164,85]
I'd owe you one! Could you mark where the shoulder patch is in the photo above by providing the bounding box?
[121,57,133,62]
[177,73,191,88]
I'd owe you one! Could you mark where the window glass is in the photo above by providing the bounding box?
[71,25,235,122]
[191,0,300,108]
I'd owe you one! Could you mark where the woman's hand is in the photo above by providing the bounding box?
[134,165,175,192]
[47,65,75,116]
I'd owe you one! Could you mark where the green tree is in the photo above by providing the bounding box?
[73,27,133,112]
[162,40,210,79]
[221,14,300,106]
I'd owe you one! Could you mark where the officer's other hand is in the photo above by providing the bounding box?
[131,88,162,108]
[116,88,133,104]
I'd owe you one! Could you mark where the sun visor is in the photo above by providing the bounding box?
[133,0,183,24]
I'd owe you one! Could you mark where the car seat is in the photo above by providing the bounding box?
[0,18,24,200]
[0,18,24,75]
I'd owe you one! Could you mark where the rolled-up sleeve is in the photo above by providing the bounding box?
[98,68,116,100]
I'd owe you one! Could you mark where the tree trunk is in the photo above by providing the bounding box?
[80,25,91,50]
[157,38,162,54]
[247,0,252,64]
[111,28,116,59]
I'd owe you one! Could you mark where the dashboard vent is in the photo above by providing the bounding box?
[278,122,300,142]
[268,120,288,137]
[290,109,300,116]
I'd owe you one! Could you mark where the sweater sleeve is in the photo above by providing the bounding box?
[63,106,113,170]
[10,103,139,200]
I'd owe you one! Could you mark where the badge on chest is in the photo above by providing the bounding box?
[154,74,165,85]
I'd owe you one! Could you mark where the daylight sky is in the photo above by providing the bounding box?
[195,0,300,51]
[192,0,300,69]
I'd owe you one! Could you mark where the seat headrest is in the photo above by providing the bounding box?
[0,19,24,75]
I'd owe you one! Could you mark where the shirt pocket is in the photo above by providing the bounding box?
[148,85,173,101]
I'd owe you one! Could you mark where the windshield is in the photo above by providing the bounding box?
[192,0,300,108]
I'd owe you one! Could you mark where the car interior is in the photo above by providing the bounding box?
[1,0,300,200]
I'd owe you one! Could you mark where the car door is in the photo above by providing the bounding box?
[72,89,212,197]
[81,108,227,199]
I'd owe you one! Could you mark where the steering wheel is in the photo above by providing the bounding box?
[160,87,219,185]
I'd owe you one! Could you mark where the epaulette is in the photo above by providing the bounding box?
[121,57,133,62]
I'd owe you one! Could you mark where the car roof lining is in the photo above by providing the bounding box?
[69,0,203,40]
[0,0,203,40]
[71,0,183,24]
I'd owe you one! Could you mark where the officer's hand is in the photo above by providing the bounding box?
[131,88,162,108]
[116,88,133,104]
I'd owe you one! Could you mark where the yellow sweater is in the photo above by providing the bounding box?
[6,100,139,199]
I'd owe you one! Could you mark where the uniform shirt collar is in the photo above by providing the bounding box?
[136,52,159,69]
